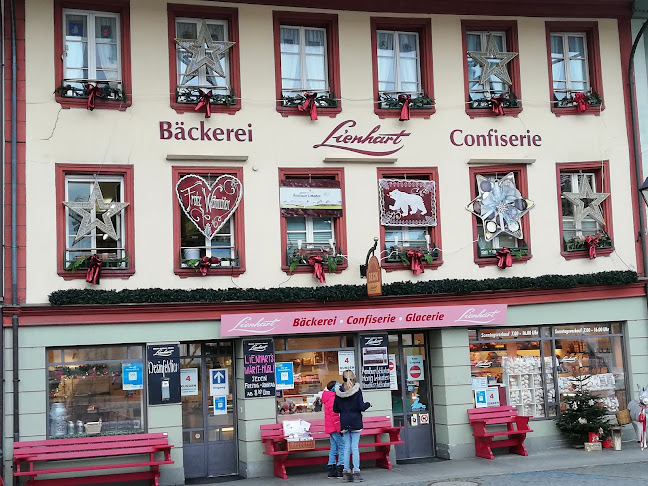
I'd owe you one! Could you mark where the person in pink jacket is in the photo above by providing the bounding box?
[322,380,344,478]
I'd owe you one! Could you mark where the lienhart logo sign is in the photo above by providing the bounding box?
[314,120,410,156]
[221,304,507,337]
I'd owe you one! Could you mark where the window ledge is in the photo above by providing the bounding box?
[277,106,342,118]
[55,95,131,111]
[282,263,347,275]
[175,267,245,278]
[170,100,241,116]
[383,260,442,273]
[375,107,435,119]
[59,269,135,280]
[466,107,522,119]
[561,248,613,261]
[475,254,532,268]
[551,105,602,117]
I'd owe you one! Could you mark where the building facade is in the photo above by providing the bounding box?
[3,0,648,484]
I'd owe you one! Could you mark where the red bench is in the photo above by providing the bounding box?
[260,415,403,479]
[467,405,533,460]
[13,432,174,485]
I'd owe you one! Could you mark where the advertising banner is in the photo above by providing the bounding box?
[243,339,276,398]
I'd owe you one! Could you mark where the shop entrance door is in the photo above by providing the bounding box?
[388,333,434,459]
[180,342,237,478]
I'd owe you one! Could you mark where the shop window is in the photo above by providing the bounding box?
[557,161,613,259]
[167,4,241,115]
[56,164,134,279]
[545,22,603,115]
[377,167,442,272]
[172,166,245,277]
[370,18,435,119]
[274,335,354,418]
[469,324,627,419]
[54,1,131,110]
[279,168,347,274]
[461,21,521,118]
[273,11,341,117]
[467,165,532,267]
[48,345,144,438]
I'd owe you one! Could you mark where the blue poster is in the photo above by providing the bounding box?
[68,21,84,37]
[122,362,143,390]
[275,362,294,390]
[213,396,227,415]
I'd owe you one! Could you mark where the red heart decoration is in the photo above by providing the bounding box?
[176,174,242,240]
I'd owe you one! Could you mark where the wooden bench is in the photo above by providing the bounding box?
[13,432,174,485]
[467,405,533,460]
[261,415,403,479]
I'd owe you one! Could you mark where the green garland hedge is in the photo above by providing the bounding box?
[48,270,638,306]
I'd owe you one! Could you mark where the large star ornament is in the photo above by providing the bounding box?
[468,33,518,86]
[175,20,235,85]
[63,182,129,244]
[562,176,610,228]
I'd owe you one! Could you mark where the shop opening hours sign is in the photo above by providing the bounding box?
[243,339,276,398]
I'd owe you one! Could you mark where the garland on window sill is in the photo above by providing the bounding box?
[289,253,343,274]
[555,91,602,112]
[469,92,520,114]
[564,234,612,258]
[175,87,237,107]
[281,91,338,110]
[55,82,127,104]
[65,255,129,272]
[48,270,637,306]
[379,93,434,111]
[400,250,435,275]
[184,257,238,275]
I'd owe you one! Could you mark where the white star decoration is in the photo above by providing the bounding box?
[63,182,129,244]
[468,33,518,86]
[175,20,235,85]
[562,177,610,228]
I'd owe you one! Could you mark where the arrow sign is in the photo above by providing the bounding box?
[210,368,228,397]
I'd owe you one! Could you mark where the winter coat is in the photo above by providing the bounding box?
[333,383,370,432]
[322,389,341,434]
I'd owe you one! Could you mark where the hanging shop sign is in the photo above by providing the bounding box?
[280,179,343,218]
[176,174,242,240]
[221,304,507,337]
[159,121,253,142]
[314,120,410,156]
[147,344,181,405]
[180,368,199,396]
[360,334,390,390]
[379,179,437,226]
[366,255,382,297]
[449,128,542,147]
[243,338,276,398]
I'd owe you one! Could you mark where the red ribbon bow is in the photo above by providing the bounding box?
[195,89,213,118]
[398,94,412,121]
[496,248,513,269]
[85,84,103,111]
[307,255,326,283]
[85,255,103,285]
[573,92,590,113]
[298,92,318,120]
[584,235,599,260]
[406,250,424,275]
[491,95,505,116]
[198,256,221,276]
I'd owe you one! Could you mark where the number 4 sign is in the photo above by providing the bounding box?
[338,350,355,374]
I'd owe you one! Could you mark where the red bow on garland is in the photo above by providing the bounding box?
[298,92,318,120]
[496,247,512,269]
[198,256,221,276]
[406,250,425,275]
[573,92,590,113]
[85,255,103,285]
[584,235,599,260]
[307,255,326,283]
[195,89,213,118]
[491,95,505,116]
[85,84,103,111]
[398,94,412,121]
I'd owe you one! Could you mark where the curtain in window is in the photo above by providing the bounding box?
[95,16,119,82]
[281,27,301,90]
[65,14,89,82]
[304,29,326,91]
[377,32,396,92]
[398,33,419,93]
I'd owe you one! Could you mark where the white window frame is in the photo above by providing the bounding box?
[64,174,126,266]
[550,32,590,99]
[466,31,509,100]
[62,9,122,85]
[175,17,230,92]
[560,172,601,239]
[376,30,422,97]
[286,217,335,250]
[280,25,330,96]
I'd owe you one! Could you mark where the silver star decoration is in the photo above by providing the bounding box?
[175,20,235,85]
[562,176,609,228]
[466,172,534,241]
[468,33,518,86]
[63,182,129,244]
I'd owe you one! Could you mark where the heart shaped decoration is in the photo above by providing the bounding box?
[176,174,243,240]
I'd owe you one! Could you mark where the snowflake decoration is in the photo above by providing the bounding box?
[588,399,595,406]
[578,417,588,424]
[466,172,535,241]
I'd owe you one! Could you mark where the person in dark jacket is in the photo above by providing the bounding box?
[333,370,371,482]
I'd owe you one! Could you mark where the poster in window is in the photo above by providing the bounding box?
[243,339,276,398]
[280,179,343,218]
[122,362,144,391]
[147,344,181,405]
[379,179,437,226]
[360,334,390,390]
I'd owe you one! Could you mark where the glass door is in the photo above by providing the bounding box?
[388,333,434,459]
[181,341,237,478]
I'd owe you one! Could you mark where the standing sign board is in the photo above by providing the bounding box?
[243,339,276,398]
[209,369,229,397]
[360,334,390,390]
[366,255,382,297]
[147,344,181,405]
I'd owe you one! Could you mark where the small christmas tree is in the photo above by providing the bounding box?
[555,373,611,443]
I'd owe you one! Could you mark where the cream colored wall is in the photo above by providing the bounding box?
[23,1,637,303]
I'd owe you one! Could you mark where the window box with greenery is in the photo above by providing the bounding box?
[476,242,529,260]
[287,244,343,273]
[65,250,129,272]
[385,245,439,265]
